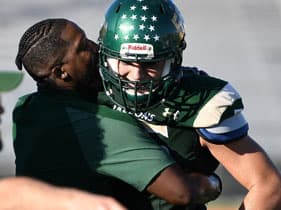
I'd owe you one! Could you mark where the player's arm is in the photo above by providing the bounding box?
[87,106,214,205]
[196,81,281,209]
[200,136,281,210]
[97,112,194,205]
[146,163,194,205]
[0,176,126,210]
[200,133,281,210]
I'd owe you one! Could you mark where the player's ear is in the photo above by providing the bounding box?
[60,70,69,80]
[51,65,69,80]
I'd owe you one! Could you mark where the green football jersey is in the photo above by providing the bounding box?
[13,88,176,210]
[99,67,248,210]
[99,69,245,173]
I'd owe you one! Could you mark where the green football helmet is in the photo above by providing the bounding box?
[98,0,186,112]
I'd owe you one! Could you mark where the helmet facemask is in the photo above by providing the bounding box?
[98,0,186,113]
[100,55,177,112]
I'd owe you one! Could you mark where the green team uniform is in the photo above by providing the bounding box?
[13,88,175,210]
[99,67,249,210]
[96,0,248,208]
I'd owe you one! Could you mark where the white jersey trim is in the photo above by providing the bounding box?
[204,113,248,134]
[193,83,241,127]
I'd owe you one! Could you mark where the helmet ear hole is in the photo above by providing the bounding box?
[115,3,121,13]
[160,3,165,14]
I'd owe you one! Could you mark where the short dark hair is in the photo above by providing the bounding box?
[15,18,69,82]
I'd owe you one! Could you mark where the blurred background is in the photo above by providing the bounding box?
[0,0,280,209]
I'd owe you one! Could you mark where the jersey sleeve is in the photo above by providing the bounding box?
[75,106,175,192]
[192,82,244,127]
[195,82,249,143]
[197,112,249,144]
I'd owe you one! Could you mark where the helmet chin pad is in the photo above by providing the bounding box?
[106,58,119,73]
[162,59,174,77]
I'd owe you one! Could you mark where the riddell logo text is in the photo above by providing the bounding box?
[128,45,150,51]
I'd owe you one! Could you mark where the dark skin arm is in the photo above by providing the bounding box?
[146,164,192,205]
[146,159,219,205]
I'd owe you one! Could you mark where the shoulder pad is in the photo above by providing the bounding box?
[192,82,244,127]
[197,113,249,144]
[160,77,244,127]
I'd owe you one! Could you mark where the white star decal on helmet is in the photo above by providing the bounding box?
[151,16,157,21]
[144,35,150,41]
[129,25,134,30]
[139,24,145,30]
[142,5,148,11]
[114,1,161,42]
[148,25,155,31]
[141,15,147,22]
[131,14,137,20]
[124,35,129,40]
[130,5,137,10]
[133,34,140,40]
[153,35,160,41]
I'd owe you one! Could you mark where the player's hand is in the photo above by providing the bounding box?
[185,172,222,204]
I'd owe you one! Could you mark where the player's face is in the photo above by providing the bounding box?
[60,22,101,91]
[117,60,165,82]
